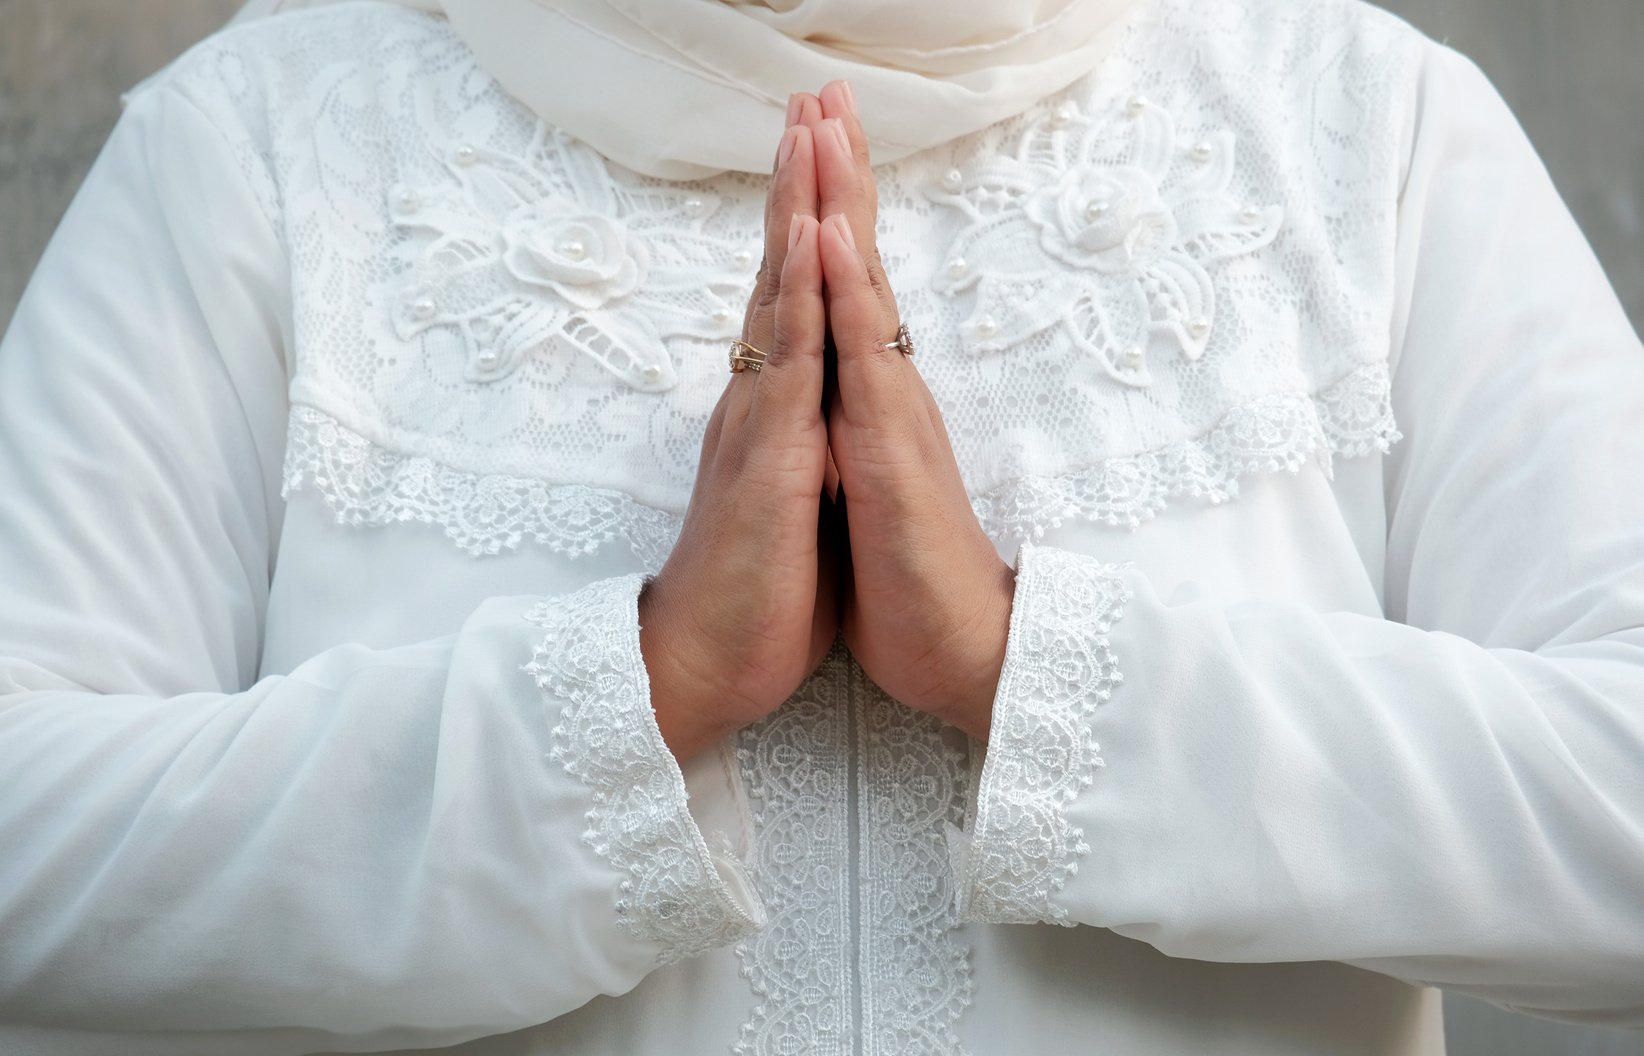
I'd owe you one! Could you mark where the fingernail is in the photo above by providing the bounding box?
[777,126,798,167]
[788,212,804,252]
[828,213,855,251]
[840,80,857,117]
[785,93,801,128]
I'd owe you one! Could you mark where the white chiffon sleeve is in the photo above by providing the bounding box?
[0,79,757,1055]
[957,40,1644,1029]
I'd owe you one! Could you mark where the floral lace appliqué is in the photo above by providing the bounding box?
[927,96,1282,386]
[960,545,1132,925]
[387,123,754,392]
[523,576,761,963]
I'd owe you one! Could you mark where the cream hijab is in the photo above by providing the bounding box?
[228,0,1140,179]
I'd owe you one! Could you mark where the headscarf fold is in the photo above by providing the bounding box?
[229,0,1141,179]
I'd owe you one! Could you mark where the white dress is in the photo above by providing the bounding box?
[1,1,1641,1053]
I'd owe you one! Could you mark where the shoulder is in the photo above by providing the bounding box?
[1136,0,1430,71]
[1125,0,1438,170]
[118,3,459,163]
[126,0,447,103]
[112,2,471,230]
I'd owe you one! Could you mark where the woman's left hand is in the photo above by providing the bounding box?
[801,81,1016,742]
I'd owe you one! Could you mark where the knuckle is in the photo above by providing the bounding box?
[755,265,783,304]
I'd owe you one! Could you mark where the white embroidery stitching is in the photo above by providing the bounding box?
[734,648,855,1056]
[857,671,975,1055]
[282,405,683,563]
[523,576,761,963]
[927,93,1281,384]
[960,546,1132,925]
[386,125,756,393]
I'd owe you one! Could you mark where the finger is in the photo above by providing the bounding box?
[818,81,873,195]
[814,117,875,257]
[793,91,823,128]
[749,214,826,433]
[818,212,913,428]
[813,103,899,326]
[758,123,818,293]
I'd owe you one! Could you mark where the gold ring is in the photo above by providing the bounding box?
[729,339,769,373]
[883,322,915,356]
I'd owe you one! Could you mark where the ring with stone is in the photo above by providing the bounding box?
[728,339,769,373]
[883,322,915,357]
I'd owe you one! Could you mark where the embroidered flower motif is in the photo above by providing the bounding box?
[499,208,645,309]
[928,98,1283,386]
[383,126,757,393]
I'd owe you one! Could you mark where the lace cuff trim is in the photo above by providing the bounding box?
[958,545,1132,925]
[523,576,762,965]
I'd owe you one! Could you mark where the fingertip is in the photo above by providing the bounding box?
[783,214,822,278]
[824,212,856,253]
[785,93,802,128]
[819,80,850,119]
[795,92,823,126]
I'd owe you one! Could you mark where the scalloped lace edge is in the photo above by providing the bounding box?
[969,360,1400,541]
[522,576,762,965]
[281,405,684,565]
[958,546,1133,925]
[281,361,1397,563]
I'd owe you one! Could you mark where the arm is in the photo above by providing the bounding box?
[959,42,1644,1029]
[0,82,758,1053]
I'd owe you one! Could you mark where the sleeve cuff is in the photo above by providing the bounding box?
[955,544,1133,926]
[523,574,764,966]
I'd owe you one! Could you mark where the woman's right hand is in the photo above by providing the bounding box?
[640,98,835,763]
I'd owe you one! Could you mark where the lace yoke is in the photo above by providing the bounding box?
[152,0,1417,566]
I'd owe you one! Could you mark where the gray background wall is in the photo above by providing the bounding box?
[1,3,1641,1054]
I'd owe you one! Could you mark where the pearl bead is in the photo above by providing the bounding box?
[1122,346,1144,366]
[733,249,754,267]
[1241,205,1262,224]
[943,168,964,190]
[945,257,968,279]
[974,316,998,338]
[1191,141,1214,161]
[394,188,420,213]
[558,239,586,260]
[683,196,706,216]
[1049,104,1074,128]
[453,144,476,166]
[1126,94,1150,115]
[477,350,498,368]
[1189,318,1211,338]
[411,296,436,320]
[1084,199,1111,222]
[711,307,732,324]
[641,364,663,384]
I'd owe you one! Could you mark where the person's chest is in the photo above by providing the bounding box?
[255,1,1412,591]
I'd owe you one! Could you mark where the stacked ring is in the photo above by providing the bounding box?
[729,339,769,373]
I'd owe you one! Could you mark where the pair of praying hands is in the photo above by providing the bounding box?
[641,81,1015,762]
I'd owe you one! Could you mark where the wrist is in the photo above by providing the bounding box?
[638,577,747,763]
[925,559,1015,741]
